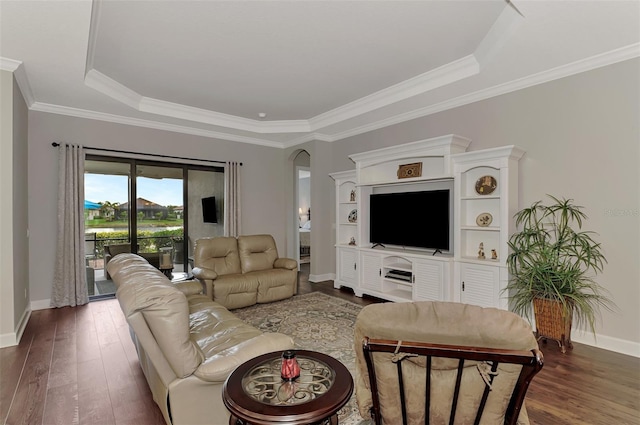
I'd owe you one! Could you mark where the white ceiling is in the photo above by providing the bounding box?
[1,1,639,148]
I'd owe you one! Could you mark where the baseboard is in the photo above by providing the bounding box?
[0,306,31,348]
[309,273,335,283]
[571,332,640,358]
[31,299,51,311]
[524,315,639,357]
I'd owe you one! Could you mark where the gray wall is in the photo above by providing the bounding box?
[284,140,335,281]
[188,169,225,254]
[28,112,289,302]
[328,58,639,351]
[0,70,29,346]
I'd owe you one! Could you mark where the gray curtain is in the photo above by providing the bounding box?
[224,161,242,237]
[51,143,89,307]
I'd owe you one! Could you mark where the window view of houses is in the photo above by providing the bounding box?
[84,168,185,295]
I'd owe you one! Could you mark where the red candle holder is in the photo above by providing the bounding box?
[281,350,300,381]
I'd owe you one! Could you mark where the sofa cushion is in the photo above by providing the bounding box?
[187,295,294,381]
[238,234,279,273]
[108,254,204,379]
[212,273,260,310]
[194,237,242,276]
[245,269,297,303]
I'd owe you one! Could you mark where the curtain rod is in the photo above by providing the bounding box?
[51,142,242,166]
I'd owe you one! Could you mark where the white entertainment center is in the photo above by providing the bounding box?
[329,135,524,310]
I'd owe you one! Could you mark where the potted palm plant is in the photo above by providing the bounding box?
[505,195,614,353]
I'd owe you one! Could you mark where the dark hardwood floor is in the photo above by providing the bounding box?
[1,265,638,425]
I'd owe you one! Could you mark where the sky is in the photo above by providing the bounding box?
[85,174,184,207]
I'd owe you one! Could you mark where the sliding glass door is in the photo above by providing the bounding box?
[84,156,223,298]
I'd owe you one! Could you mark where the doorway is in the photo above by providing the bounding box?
[294,150,311,274]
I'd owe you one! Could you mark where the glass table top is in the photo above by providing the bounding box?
[241,354,335,406]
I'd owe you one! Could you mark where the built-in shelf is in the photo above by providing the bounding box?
[460,226,500,231]
[330,137,523,310]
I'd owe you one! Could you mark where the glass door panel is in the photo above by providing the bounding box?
[135,164,185,279]
[84,160,131,297]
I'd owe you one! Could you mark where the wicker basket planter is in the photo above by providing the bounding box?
[506,196,614,354]
[533,297,573,353]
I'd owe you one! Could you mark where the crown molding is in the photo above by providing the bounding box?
[0,57,21,72]
[85,0,101,74]
[309,55,480,131]
[85,69,141,109]
[30,102,285,148]
[85,69,311,133]
[8,37,636,151]
[306,3,522,132]
[139,96,310,133]
[320,43,640,144]
[474,2,524,68]
[0,57,35,107]
[282,132,334,148]
[87,55,479,135]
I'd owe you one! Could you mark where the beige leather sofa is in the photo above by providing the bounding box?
[192,234,298,309]
[354,301,540,425]
[107,253,294,425]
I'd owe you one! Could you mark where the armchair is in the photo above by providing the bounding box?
[355,301,543,425]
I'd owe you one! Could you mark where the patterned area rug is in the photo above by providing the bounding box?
[233,292,372,425]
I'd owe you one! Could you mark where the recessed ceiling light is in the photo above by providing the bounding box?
[258,112,267,119]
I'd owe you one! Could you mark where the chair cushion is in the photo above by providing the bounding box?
[354,301,539,425]
[194,237,241,276]
[238,234,279,273]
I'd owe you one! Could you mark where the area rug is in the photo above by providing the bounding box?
[233,292,372,425]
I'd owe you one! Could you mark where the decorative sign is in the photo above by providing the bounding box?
[397,162,423,179]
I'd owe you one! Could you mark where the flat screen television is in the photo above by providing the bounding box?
[369,189,450,251]
[201,196,218,223]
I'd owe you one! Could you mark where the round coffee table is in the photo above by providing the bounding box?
[223,350,353,425]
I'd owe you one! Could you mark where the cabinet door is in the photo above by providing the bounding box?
[338,248,358,285]
[413,259,444,302]
[459,263,501,308]
[360,252,382,292]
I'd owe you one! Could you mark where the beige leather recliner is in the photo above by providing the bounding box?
[354,301,542,425]
[107,253,294,425]
[192,234,298,309]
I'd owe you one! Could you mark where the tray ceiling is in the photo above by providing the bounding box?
[1,0,639,148]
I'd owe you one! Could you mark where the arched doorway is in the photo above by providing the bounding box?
[292,150,310,273]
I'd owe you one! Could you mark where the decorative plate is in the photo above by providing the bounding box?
[475,175,497,195]
[348,209,357,223]
[476,212,493,227]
